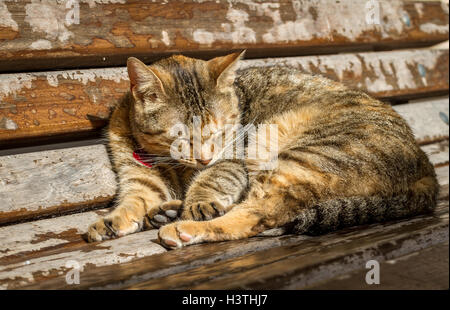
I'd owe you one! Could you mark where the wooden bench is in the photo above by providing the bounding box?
[0,0,448,289]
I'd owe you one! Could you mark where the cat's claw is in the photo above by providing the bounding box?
[182,200,226,221]
[86,216,141,242]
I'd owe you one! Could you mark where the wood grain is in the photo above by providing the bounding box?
[0,0,448,72]
[0,49,448,144]
[21,193,450,290]
[0,101,448,225]
[0,164,446,289]
[0,144,117,225]
[393,97,449,144]
[0,209,166,290]
[125,200,448,289]
[307,243,449,289]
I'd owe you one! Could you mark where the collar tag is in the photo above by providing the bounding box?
[132,148,153,168]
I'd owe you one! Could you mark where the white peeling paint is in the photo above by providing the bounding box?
[422,141,449,167]
[193,8,256,46]
[420,23,449,34]
[0,74,37,99]
[0,68,126,98]
[192,0,418,46]
[0,211,99,260]
[0,144,117,213]
[193,29,216,46]
[0,209,165,289]
[30,39,52,50]
[80,0,126,8]
[45,68,128,87]
[0,117,18,130]
[24,0,74,43]
[161,30,170,46]
[441,0,449,15]
[414,3,424,18]
[240,49,445,94]
[192,0,447,46]
[394,97,449,143]
[0,1,18,31]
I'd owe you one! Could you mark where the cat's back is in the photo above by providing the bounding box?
[234,66,347,124]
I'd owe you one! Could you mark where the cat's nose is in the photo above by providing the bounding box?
[197,159,211,166]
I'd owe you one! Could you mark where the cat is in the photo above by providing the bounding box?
[86,51,439,249]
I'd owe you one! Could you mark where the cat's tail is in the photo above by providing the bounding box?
[292,176,439,235]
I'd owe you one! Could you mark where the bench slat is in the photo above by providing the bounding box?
[421,140,449,167]
[0,145,116,225]
[0,210,166,290]
[393,97,449,144]
[0,0,447,72]
[136,200,448,290]
[0,49,448,144]
[0,98,448,225]
[0,166,447,289]
[307,243,449,289]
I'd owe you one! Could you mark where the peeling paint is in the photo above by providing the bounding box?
[161,30,170,46]
[414,3,424,18]
[192,0,416,45]
[193,8,256,45]
[80,0,126,8]
[63,108,77,116]
[0,0,448,74]
[0,145,117,213]
[394,97,449,144]
[0,1,18,31]
[30,39,52,50]
[240,49,444,93]
[0,74,37,99]
[45,68,128,87]
[0,210,165,289]
[0,117,18,130]
[420,23,449,34]
[24,0,74,43]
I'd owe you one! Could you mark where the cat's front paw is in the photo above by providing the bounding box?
[181,200,226,221]
[158,221,206,249]
[146,200,183,228]
[86,215,142,242]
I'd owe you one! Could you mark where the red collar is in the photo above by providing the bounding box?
[132,148,153,168]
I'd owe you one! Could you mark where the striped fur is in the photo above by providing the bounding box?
[87,52,439,248]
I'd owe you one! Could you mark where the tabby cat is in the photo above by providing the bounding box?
[87,51,439,249]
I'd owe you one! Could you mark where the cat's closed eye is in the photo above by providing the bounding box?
[146,93,158,101]
[141,129,166,135]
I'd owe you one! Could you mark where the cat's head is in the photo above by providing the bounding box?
[127,51,244,169]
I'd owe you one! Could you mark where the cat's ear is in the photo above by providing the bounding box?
[207,50,245,86]
[127,57,165,95]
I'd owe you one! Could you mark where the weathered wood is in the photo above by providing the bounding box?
[0,0,447,72]
[125,200,448,290]
[17,197,448,290]
[0,164,447,289]
[0,49,448,144]
[421,139,449,167]
[0,144,117,225]
[307,243,449,289]
[393,97,449,144]
[0,108,448,225]
[0,209,166,290]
